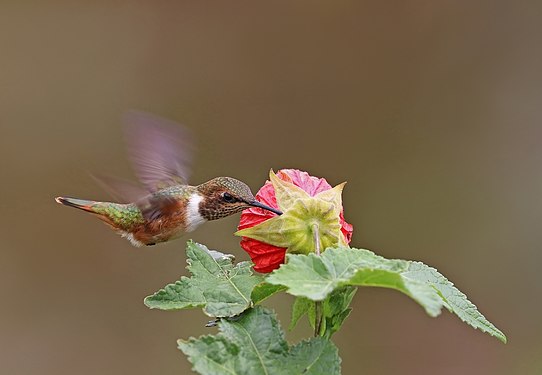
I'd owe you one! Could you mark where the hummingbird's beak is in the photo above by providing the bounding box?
[249,201,283,215]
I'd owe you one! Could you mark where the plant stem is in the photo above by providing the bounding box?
[314,300,322,337]
[313,223,323,337]
[313,223,321,256]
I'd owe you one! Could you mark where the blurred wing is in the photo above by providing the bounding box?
[92,173,179,221]
[123,110,195,192]
[137,194,181,221]
[90,173,149,203]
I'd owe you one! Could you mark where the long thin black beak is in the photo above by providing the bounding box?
[250,201,283,215]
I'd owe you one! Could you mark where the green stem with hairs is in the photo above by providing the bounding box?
[313,223,323,337]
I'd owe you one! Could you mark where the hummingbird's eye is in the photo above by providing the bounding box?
[222,192,236,203]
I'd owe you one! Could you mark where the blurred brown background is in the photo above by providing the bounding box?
[1,1,541,374]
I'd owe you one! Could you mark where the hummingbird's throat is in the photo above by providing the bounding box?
[186,194,206,231]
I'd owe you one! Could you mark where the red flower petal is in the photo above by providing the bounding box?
[238,169,353,273]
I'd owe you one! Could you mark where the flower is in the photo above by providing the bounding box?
[237,169,353,273]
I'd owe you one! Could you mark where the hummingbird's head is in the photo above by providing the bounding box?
[197,177,282,220]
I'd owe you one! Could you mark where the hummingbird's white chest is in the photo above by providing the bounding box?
[185,193,206,232]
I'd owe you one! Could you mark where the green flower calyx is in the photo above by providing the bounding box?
[235,170,348,255]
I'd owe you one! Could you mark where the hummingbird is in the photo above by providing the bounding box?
[55,111,282,247]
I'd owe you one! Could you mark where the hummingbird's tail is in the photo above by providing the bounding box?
[54,196,142,231]
[55,196,149,246]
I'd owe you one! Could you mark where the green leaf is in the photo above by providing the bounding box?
[289,287,357,339]
[267,247,443,316]
[402,262,507,343]
[267,247,506,342]
[179,306,341,375]
[321,286,357,338]
[289,297,312,330]
[251,282,286,305]
[286,338,341,375]
[144,241,263,317]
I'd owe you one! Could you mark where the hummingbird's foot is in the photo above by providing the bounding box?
[205,318,220,327]
[205,313,244,328]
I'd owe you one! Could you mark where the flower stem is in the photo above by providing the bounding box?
[313,223,323,337]
[313,223,321,256]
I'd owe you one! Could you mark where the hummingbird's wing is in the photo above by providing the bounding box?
[123,111,195,192]
[137,194,181,221]
[90,173,149,203]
